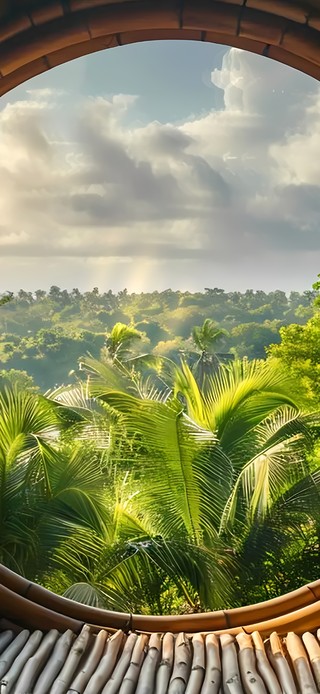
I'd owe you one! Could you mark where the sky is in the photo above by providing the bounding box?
[0,39,320,294]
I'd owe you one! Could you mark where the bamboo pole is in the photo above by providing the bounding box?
[2,562,320,637]
[2,623,320,694]
[67,629,108,693]
[168,632,192,694]
[236,633,267,694]
[286,632,317,693]
[33,629,75,694]
[266,633,297,694]
[0,565,129,633]
[0,619,24,635]
[118,633,148,694]
[0,629,30,679]
[201,633,221,694]
[251,631,281,694]
[50,624,91,694]
[220,634,242,694]
[14,629,59,694]
[135,632,161,694]
[302,632,320,690]
[155,632,174,694]
[83,629,124,694]
[0,629,43,693]
[0,583,83,634]
[101,632,138,694]
[185,633,205,694]
[0,631,13,655]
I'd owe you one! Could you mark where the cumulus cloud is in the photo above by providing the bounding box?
[0,48,319,291]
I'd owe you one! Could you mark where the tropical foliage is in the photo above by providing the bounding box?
[0,332,319,613]
[1,280,320,613]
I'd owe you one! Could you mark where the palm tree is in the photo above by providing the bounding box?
[174,359,313,524]
[66,355,315,611]
[48,371,234,611]
[191,318,229,387]
[52,467,233,613]
[0,382,222,612]
[104,323,142,362]
[0,387,107,579]
[234,462,320,604]
[1,357,317,614]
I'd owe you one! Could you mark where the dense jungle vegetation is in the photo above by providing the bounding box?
[0,281,320,615]
[0,285,317,390]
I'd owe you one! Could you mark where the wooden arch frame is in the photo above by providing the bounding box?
[1,0,320,658]
[0,0,319,98]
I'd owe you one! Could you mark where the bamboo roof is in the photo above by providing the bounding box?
[0,0,319,97]
[2,566,320,691]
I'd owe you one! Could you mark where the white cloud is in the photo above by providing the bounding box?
[0,47,319,292]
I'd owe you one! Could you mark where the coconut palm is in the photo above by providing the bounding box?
[191,318,229,386]
[174,359,313,524]
[234,461,320,604]
[192,318,227,355]
[0,382,233,611]
[104,322,142,362]
[46,375,235,610]
[0,387,107,578]
[0,357,317,613]
[65,355,314,610]
[52,469,233,613]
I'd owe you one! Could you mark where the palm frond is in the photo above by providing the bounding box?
[63,582,108,608]
[220,409,311,529]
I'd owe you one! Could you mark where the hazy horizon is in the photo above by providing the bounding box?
[1,274,316,296]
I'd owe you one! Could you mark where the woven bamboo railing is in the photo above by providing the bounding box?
[2,565,320,692]
[0,0,319,97]
[1,564,320,637]
[2,625,320,693]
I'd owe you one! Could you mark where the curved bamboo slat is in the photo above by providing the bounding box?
[1,564,320,636]
[2,567,320,690]
[0,0,319,98]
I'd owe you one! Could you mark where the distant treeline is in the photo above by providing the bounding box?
[0,286,316,390]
